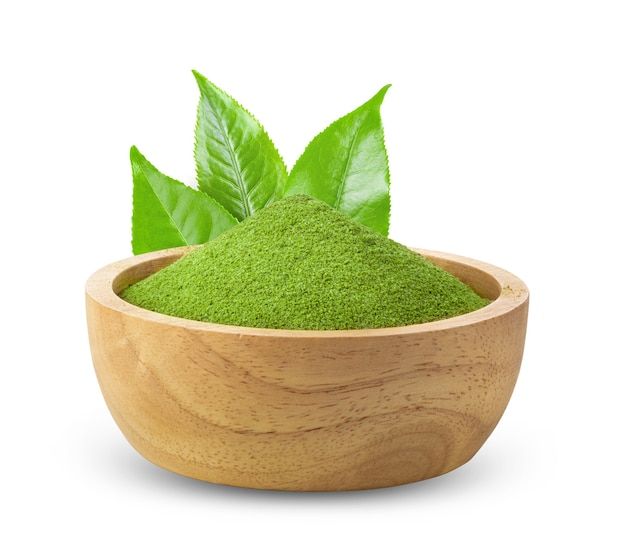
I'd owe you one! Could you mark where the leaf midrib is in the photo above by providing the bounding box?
[334,124,362,210]
[137,164,189,245]
[211,112,252,218]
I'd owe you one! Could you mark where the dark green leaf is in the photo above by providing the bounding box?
[131,146,237,254]
[193,71,287,221]
[284,85,391,235]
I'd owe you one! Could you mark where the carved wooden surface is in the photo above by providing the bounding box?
[86,246,528,491]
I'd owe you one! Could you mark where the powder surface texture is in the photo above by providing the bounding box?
[121,195,489,330]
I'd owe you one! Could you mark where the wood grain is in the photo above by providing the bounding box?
[85,246,528,491]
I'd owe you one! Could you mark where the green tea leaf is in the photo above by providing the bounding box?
[131,146,237,255]
[284,85,391,235]
[193,71,287,221]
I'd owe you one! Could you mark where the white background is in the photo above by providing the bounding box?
[1,1,624,549]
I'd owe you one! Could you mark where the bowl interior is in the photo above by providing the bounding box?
[426,254,501,300]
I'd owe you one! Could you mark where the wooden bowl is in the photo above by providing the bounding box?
[86,246,528,491]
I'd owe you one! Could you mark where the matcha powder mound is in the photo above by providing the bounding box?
[121,196,489,330]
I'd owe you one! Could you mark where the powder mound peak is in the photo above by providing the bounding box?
[121,195,488,329]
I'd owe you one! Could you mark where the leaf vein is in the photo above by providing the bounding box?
[137,164,188,245]
[334,125,362,210]
[212,111,253,217]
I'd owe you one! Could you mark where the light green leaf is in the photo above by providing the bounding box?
[193,71,287,221]
[131,146,237,255]
[284,85,391,235]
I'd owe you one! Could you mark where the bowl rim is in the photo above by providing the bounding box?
[85,246,529,338]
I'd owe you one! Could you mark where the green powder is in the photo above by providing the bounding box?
[121,195,489,330]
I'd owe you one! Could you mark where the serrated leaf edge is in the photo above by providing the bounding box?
[130,146,237,252]
[287,85,392,234]
[288,85,390,173]
[191,70,288,209]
